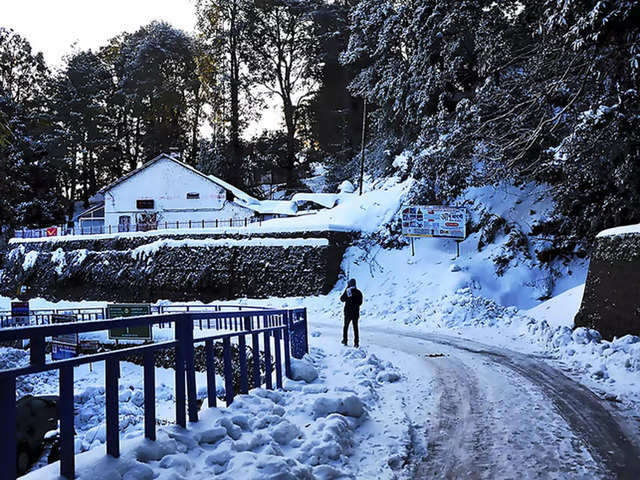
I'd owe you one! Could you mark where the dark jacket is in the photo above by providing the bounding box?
[340,287,363,319]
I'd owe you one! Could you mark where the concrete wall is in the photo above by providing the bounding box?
[574,232,640,339]
[104,156,254,229]
[1,231,353,303]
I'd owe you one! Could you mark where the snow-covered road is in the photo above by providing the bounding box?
[315,322,640,479]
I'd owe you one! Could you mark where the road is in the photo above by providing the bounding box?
[316,323,640,479]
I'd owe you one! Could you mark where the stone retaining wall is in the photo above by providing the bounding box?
[0,231,353,303]
[574,232,640,339]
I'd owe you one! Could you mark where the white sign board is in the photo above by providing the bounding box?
[401,205,466,239]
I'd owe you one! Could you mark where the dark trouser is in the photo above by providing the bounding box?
[342,316,359,346]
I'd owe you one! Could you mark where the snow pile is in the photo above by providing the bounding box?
[51,248,67,276]
[22,250,39,270]
[21,342,408,480]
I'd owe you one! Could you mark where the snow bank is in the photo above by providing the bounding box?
[17,339,408,480]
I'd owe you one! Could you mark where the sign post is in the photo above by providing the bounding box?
[107,304,152,341]
[401,205,467,256]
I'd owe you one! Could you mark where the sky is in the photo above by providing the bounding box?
[2,0,281,136]
[2,0,198,66]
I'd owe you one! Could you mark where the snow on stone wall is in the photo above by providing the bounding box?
[0,232,353,303]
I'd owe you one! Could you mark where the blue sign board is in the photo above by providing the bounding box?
[52,342,78,360]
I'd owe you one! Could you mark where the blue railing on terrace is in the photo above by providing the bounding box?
[12,217,266,240]
[0,307,309,480]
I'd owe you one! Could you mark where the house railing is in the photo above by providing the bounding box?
[12,216,265,239]
[0,307,309,480]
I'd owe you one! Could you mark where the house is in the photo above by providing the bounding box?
[76,153,296,233]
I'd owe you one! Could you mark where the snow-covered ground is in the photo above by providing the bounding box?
[3,169,640,478]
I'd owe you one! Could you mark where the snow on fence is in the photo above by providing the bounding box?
[12,217,260,239]
[0,307,309,480]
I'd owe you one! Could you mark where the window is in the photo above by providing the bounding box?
[136,199,154,209]
[225,190,235,202]
[186,192,200,200]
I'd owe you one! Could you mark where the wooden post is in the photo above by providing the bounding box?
[411,237,415,256]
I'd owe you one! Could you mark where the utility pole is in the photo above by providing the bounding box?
[359,97,367,196]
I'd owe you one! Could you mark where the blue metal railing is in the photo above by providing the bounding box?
[0,307,308,480]
[0,304,273,328]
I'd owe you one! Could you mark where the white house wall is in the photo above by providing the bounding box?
[104,156,254,229]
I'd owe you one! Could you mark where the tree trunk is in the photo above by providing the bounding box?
[283,96,297,187]
[229,2,242,187]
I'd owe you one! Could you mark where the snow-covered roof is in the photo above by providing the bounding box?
[290,192,353,209]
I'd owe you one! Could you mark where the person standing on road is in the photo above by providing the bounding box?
[341,278,363,348]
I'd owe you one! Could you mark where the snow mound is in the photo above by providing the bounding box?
[289,356,319,383]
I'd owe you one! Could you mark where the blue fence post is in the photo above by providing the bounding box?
[182,318,198,424]
[30,334,46,365]
[302,308,309,354]
[143,351,156,441]
[59,365,75,479]
[105,358,120,458]
[174,321,186,428]
[205,340,217,408]
[223,337,234,405]
[263,330,272,390]
[251,333,260,389]
[274,329,283,389]
[283,312,292,379]
[238,335,248,394]
[0,376,16,480]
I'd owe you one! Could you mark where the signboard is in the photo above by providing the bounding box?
[51,314,79,360]
[107,304,152,341]
[10,301,30,326]
[401,206,467,239]
[79,339,100,354]
[52,343,77,360]
[46,227,58,237]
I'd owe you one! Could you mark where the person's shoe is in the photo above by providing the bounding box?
[341,341,347,346]
[354,344,360,348]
